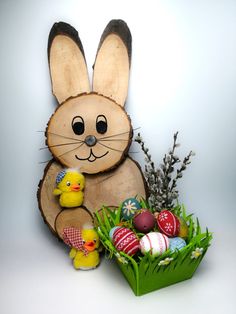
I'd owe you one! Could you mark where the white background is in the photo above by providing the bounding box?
[0,0,235,313]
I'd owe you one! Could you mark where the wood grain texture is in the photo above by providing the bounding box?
[46,93,132,174]
[38,20,147,240]
[96,20,132,63]
[93,20,131,106]
[55,207,93,239]
[37,161,62,235]
[83,158,147,210]
[38,157,147,238]
[48,22,90,104]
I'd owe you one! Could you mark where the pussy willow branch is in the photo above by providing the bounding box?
[135,132,195,211]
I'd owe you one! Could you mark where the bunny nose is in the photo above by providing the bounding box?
[85,135,97,147]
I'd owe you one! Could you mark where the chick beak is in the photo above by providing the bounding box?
[84,241,95,252]
[70,184,80,192]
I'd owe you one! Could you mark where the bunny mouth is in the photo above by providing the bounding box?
[75,149,109,162]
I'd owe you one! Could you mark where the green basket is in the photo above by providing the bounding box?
[95,204,212,296]
[115,242,207,296]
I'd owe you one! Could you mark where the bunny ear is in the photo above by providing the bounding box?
[92,20,132,107]
[48,22,90,104]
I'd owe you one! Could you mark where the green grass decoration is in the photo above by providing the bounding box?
[95,204,212,296]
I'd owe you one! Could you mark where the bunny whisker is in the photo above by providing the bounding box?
[39,141,84,150]
[38,142,85,163]
[97,141,124,153]
[37,130,83,143]
[98,138,131,142]
[38,159,53,164]
[47,131,84,142]
[58,142,85,158]
[98,127,140,141]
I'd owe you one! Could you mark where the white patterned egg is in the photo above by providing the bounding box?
[140,232,169,256]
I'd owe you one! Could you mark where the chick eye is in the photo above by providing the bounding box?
[94,239,97,243]
[82,240,86,244]
[66,181,70,186]
[72,116,85,135]
[96,115,107,134]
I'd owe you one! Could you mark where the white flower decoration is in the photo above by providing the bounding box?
[159,212,168,221]
[158,257,174,266]
[115,252,128,264]
[191,247,204,259]
[123,200,137,217]
[165,222,173,232]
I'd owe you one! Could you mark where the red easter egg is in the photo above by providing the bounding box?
[133,209,156,233]
[157,210,180,237]
[112,227,139,256]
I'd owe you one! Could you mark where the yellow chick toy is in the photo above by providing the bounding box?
[63,226,100,270]
[53,168,85,208]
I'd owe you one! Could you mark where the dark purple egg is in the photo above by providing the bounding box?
[133,209,156,233]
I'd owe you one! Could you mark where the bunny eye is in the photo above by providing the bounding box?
[96,115,107,134]
[72,116,85,135]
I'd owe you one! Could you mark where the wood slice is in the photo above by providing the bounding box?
[83,158,147,210]
[93,20,131,107]
[46,93,132,174]
[48,22,90,104]
[37,161,62,234]
[38,157,147,238]
[55,207,93,239]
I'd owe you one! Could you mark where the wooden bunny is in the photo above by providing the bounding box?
[38,20,147,239]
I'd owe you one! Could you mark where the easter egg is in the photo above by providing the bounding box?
[140,232,169,256]
[121,198,141,220]
[112,227,139,256]
[109,226,121,240]
[157,210,180,237]
[169,237,186,252]
[133,209,156,233]
[178,217,189,239]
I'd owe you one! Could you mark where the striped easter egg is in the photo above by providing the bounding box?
[112,227,139,256]
[157,210,180,237]
[140,232,169,255]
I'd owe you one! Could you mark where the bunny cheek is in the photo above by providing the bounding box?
[46,94,132,174]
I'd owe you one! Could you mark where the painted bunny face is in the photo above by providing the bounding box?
[47,20,132,174]
[47,93,132,173]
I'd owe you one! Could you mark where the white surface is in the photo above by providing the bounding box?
[0,0,236,313]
